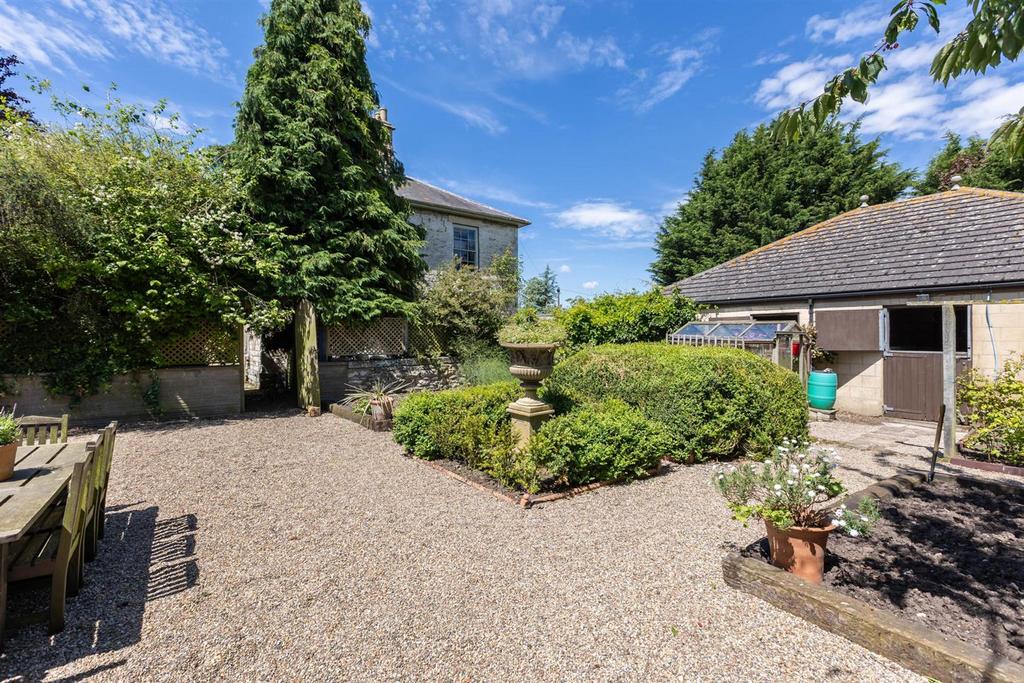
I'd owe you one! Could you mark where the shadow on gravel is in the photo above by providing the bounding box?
[0,504,199,681]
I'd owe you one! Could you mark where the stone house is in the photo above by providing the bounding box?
[665,186,1024,422]
[398,177,529,271]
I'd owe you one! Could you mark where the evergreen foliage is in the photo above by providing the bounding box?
[561,290,698,349]
[915,132,1024,194]
[650,121,912,285]
[233,0,425,323]
[522,265,558,310]
[0,54,34,122]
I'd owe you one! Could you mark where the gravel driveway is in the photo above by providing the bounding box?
[0,412,929,682]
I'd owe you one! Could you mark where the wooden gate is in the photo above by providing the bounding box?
[883,353,971,422]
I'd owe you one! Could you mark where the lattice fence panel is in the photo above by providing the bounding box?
[155,322,239,367]
[327,318,408,358]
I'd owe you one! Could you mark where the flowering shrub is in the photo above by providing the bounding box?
[714,439,879,533]
[958,355,1024,465]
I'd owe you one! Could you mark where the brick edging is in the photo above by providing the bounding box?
[412,458,669,509]
[950,456,1024,478]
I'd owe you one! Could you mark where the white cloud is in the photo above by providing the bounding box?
[582,281,598,290]
[844,74,945,138]
[754,54,852,110]
[555,200,655,240]
[439,178,552,208]
[941,75,1024,136]
[56,0,231,80]
[556,34,626,70]
[619,31,717,112]
[754,52,790,66]
[381,78,507,134]
[806,5,890,44]
[0,1,110,71]
[659,192,690,217]
[558,264,571,273]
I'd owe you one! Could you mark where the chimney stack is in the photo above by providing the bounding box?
[374,106,395,152]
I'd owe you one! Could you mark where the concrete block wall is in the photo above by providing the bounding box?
[410,208,518,271]
[2,366,243,426]
[971,302,1024,376]
[824,351,884,416]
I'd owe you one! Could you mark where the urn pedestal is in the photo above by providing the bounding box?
[500,343,558,448]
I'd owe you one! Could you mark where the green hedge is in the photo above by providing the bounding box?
[529,399,670,487]
[561,290,698,349]
[542,343,807,461]
[392,381,520,461]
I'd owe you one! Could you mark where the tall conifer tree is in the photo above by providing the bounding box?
[234,0,425,322]
[650,120,912,285]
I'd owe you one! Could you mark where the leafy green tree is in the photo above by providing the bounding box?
[522,265,559,310]
[776,1,1024,157]
[0,54,34,122]
[916,132,1024,194]
[651,120,913,285]
[233,0,425,323]
[0,91,284,398]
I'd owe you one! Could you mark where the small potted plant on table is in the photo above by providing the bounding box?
[714,439,879,583]
[498,308,567,447]
[0,408,19,481]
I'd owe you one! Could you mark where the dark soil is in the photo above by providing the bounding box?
[825,479,1024,664]
[429,457,524,499]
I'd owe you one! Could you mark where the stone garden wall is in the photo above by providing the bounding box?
[319,357,460,403]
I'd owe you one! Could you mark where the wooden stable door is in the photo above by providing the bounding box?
[883,353,971,422]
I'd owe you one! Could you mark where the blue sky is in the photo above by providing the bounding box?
[3,1,1023,299]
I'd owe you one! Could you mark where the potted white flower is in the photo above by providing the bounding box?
[0,408,19,481]
[714,439,879,583]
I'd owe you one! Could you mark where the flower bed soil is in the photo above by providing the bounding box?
[825,478,1024,665]
[413,456,670,508]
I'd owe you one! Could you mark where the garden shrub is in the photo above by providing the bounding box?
[456,340,513,386]
[392,381,520,462]
[561,290,698,349]
[529,400,670,488]
[542,343,807,462]
[958,355,1024,465]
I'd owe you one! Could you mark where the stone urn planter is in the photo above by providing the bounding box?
[500,342,558,447]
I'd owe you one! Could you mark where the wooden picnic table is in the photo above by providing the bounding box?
[0,441,91,642]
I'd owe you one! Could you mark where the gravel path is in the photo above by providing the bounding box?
[0,413,932,682]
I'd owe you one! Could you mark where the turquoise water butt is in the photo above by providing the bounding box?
[807,370,838,411]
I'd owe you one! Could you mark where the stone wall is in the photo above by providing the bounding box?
[410,208,519,270]
[2,366,243,426]
[319,357,461,403]
[971,301,1024,376]
[823,351,885,416]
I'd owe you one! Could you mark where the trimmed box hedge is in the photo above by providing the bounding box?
[542,343,808,462]
[529,399,670,487]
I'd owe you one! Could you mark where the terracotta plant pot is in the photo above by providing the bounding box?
[499,343,558,400]
[0,442,15,482]
[765,519,836,584]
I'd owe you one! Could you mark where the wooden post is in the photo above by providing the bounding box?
[294,299,321,413]
[941,304,957,459]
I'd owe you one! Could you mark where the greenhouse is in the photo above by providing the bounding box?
[667,319,805,370]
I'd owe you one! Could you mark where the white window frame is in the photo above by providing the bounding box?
[453,223,479,268]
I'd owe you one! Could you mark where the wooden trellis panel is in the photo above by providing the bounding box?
[327,318,408,358]
[155,322,240,367]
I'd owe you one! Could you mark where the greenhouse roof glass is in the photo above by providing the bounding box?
[671,320,799,343]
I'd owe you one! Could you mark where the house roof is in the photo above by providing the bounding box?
[397,177,530,227]
[664,188,1024,305]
